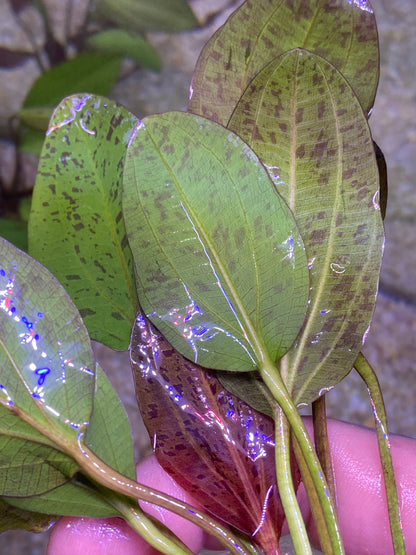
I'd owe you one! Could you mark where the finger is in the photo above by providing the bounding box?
[47,455,206,555]
[136,454,205,553]
[301,418,416,555]
[47,515,156,555]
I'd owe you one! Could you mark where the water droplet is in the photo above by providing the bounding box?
[330,262,346,274]
[362,324,371,344]
[310,331,323,344]
[347,0,373,13]
[319,386,334,396]
[279,235,295,267]
[372,190,380,210]
[264,164,284,187]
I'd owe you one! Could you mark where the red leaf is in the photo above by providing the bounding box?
[131,310,300,553]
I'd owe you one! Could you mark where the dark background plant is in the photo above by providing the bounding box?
[0,0,198,250]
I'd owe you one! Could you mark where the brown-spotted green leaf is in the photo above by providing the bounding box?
[29,94,139,350]
[189,0,378,123]
[228,49,384,405]
[131,310,300,553]
[123,111,309,371]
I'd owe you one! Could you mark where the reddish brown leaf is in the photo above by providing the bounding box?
[131,310,300,553]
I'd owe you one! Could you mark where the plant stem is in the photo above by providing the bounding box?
[354,352,406,554]
[103,491,193,555]
[312,395,336,504]
[259,356,344,555]
[274,406,312,555]
[74,437,251,555]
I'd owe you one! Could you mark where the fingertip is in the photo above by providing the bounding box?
[136,455,205,553]
[47,515,156,555]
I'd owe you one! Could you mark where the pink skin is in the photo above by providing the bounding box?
[47,419,416,555]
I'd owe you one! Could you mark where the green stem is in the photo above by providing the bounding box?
[274,406,312,555]
[74,437,251,555]
[9,393,251,555]
[259,356,344,555]
[104,491,192,555]
[312,395,336,504]
[354,352,406,554]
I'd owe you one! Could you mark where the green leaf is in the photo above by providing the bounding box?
[20,54,121,131]
[86,29,162,71]
[94,0,198,33]
[85,364,136,480]
[29,94,139,349]
[0,236,95,438]
[5,364,136,518]
[0,218,28,252]
[18,128,46,157]
[189,0,378,124]
[0,237,97,497]
[228,49,384,404]
[0,497,55,533]
[216,371,274,419]
[5,477,118,518]
[0,418,78,496]
[123,111,309,371]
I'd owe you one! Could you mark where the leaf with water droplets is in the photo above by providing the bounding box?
[228,49,384,404]
[131,311,300,553]
[29,94,139,349]
[123,111,309,371]
[6,364,135,517]
[0,236,95,494]
[189,0,378,123]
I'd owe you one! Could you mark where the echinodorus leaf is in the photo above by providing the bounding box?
[228,49,384,404]
[189,0,378,123]
[6,364,136,517]
[0,237,95,435]
[29,94,139,349]
[130,311,300,552]
[123,111,309,371]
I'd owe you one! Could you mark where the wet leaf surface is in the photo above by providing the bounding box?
[29,94,139,349]
[7,364,135,518]
[0,237,95,497]
[228,49,384,404]
[123,111,309,371]
[131,310,300,552]
[0,236,95,436]
[189,0,378,123]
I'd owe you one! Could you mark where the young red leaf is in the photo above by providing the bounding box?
[131,310,300,553]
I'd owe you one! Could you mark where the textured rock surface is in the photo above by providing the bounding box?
[1,0,415,552]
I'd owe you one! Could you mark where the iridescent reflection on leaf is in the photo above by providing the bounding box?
[131,310,301,553]
[0,237,95,434]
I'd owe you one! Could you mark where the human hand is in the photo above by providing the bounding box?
[47,419,416,555]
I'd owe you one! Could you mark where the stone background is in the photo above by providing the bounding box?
[1,0,415,552]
